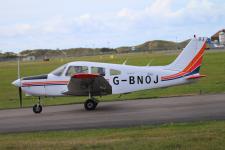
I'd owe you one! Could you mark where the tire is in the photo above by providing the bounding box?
[33,104,42,114]
[84,99,97,111]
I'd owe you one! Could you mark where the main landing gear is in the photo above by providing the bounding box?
[84,86,99,111]
[33,97,42,114]
[32,96,99,113]
[84,97,99,111]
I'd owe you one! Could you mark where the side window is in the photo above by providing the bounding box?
[66,66,88,76]
[91,67,105,76]
[110,69,121,76]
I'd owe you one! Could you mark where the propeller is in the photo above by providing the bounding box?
[19,87,22,108]
[17,55,23,108]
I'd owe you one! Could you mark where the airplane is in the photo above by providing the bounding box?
[12,37,207,114]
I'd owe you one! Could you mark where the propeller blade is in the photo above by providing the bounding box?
[19,87,22,108]
[17,54,22,108]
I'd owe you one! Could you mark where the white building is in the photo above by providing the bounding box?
[22,56,36,61]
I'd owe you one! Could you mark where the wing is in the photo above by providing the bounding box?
[63,73,112,96]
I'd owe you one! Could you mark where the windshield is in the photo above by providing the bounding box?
[50,64,67,76]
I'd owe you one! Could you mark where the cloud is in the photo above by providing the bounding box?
[0,23,32,37]
[117,8,139,20]
[40,16,70,34]
[0,0,225,52]
[145,0,177,17]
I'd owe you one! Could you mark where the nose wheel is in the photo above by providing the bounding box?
[84,98,98,111]
[33,97,43,114]
[33,104,42,113]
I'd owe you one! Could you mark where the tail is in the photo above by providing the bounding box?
[162,37,207,81]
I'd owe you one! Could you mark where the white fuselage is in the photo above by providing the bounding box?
[12,37,207,102]
[15,61,191,97]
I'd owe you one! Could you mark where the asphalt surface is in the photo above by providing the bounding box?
[0,94,225,133]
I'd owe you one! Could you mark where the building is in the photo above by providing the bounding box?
[22,56,36,61]
[219,32,225,45]
[211,29,225,44]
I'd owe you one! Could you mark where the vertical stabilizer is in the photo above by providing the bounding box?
[166,37,207,72]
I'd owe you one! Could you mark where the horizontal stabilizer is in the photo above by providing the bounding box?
[187,74,206,80]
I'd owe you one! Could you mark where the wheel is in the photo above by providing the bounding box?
[84,99,97,111]
[33,104,42,114]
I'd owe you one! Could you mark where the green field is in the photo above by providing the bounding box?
[0,51,225,109]
[0,121,225,150]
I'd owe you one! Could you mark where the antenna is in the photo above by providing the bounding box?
[146,60,154,66]
[17,55,20,79]
[123,59,127,65]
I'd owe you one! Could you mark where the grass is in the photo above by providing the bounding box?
[0,121,225,150]
[0,51,225,109]
[0,52,224,150]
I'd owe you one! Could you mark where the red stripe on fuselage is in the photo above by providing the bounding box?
[22,81,69,87]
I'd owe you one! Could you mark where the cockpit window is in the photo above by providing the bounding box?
[51,64,67,76]
[66,66,88,76]
[91,67,105,76]
[110,69,121,76]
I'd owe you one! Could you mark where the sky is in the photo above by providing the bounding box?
[0,0,225,52]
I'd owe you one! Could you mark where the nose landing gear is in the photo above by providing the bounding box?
[33,97,43,114]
